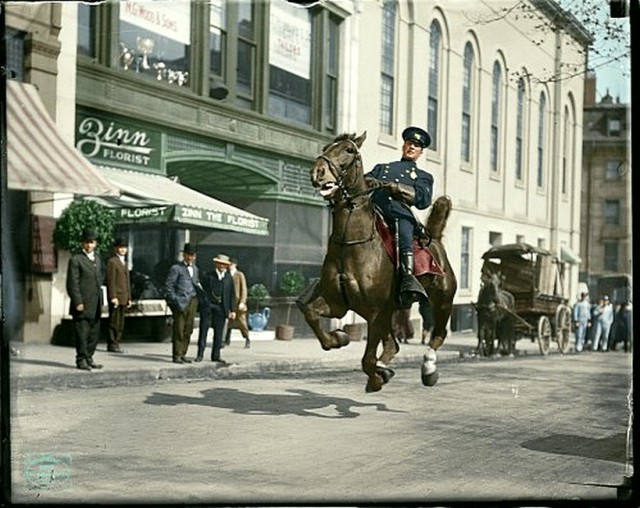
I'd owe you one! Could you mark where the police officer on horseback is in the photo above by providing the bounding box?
[366,126,433,308]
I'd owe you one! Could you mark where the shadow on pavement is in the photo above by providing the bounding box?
[144,387,406,419]
[521,432,627,463]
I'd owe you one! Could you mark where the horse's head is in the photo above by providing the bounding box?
[311,132,367,203]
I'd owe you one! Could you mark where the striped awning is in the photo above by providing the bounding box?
[5,80,119,196]
[90,166,270,236]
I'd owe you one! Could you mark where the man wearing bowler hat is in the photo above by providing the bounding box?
[366,126,434,308]
[66,227,105,370]
[106,237,132,353]
[200,254,236,365]
[164,243,202,363]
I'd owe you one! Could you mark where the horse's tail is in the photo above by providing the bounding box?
[425,195,452,241]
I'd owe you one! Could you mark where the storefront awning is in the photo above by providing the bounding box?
[90,166,269,236]
[560,245,582,265]
[5,80,119,196]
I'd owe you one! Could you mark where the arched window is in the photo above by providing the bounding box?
[537,92,546,188]
[562,106,572,194]
[427,21,441,150]
[515,78,525,181]
[379,0,397,134]
[461,42,474,163]
[490,61,502,172]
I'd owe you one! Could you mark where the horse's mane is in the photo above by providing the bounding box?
[323,133,357,152]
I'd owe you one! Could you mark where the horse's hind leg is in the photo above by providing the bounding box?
[297,279,350,351]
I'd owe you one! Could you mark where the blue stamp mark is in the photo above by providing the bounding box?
[24,454,72,491]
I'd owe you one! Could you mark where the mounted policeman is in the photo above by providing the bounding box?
[365,126,434,308]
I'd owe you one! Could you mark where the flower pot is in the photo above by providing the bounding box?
[275,324,295,341]
[344,323,366,341]
[248,307,271,331]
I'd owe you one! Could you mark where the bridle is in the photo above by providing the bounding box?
[315,139,373,208]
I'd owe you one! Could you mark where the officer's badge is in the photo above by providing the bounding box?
[410,171,417,179]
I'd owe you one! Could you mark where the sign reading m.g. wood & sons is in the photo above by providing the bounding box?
[75,109,162,171]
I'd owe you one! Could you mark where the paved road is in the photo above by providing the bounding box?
[9,351,633,504]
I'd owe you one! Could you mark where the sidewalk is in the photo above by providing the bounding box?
[8,329,546,392]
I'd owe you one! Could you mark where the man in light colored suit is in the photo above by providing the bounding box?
[164,243,201,364]
[225,258,251,349]
[106,237,132,353]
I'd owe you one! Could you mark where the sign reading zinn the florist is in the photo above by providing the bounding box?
[75,110,162,171]
[113,203,269,235]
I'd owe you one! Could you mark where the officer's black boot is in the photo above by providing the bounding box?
[399,252,428,308]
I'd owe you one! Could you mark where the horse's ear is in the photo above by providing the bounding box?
[354,131,367,148]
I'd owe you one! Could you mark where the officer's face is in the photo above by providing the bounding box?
[402,140,423,161]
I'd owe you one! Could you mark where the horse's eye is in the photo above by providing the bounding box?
[346,146,355,154]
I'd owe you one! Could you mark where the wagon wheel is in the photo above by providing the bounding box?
[554,305,572,354]
[537,315,552,355]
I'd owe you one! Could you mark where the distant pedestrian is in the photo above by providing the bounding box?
[598,295,615,351]
[392,307,414,344]
[106,237,132,353]
[164,243,202,364]
[611,302,632,352]
[572,292,591,353]
[66,228,105,371]
[588,298,603,351]
[200,254,236,365]
[225,258,251,349]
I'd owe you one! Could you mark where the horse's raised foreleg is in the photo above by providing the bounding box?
[297,279,350,351]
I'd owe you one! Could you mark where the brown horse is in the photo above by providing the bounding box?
[297,132,457,392]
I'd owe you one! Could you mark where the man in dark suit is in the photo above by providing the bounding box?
[164,243,202,364]
[66,228,105,371]
[200,254,236,365]
[366,126,434,308]
[106,237,132,353]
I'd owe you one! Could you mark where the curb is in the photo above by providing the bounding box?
[12,351,465,392]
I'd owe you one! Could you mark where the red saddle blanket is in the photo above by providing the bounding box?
[375,213,444,276]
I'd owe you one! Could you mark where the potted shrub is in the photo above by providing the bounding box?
[275,270,306,340]
[247,283,271,331]
[53,200,114,255]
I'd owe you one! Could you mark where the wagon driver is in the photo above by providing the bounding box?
[366,126,433,308]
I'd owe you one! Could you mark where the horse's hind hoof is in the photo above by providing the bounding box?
[376,366,395,384]
[421,370,439,387]
[365,379,382,393]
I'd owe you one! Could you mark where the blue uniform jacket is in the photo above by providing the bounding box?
[367,159,434,225]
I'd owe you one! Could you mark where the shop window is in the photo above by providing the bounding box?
[118,1,191,86]
[268,0,312,124]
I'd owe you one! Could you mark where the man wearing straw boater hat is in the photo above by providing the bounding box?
[199,254,236,365]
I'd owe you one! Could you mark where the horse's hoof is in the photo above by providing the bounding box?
[422,370,439,387]
[376,366,395,385]
[334,330,350,348]
[365,379,382,393]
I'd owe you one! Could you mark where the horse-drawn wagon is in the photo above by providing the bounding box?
[476,243,572,356]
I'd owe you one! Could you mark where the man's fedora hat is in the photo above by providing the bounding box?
[213,254,231,265]
[182,243,197,255]
[81,228,99,242]
[402,126,431,149]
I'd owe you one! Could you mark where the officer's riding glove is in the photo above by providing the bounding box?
[384,182,416,206]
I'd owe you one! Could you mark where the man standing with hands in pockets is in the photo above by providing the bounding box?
[225,258,251,349]
[106,237,132,353]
